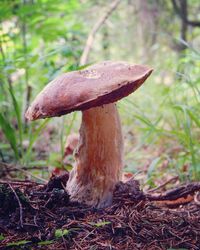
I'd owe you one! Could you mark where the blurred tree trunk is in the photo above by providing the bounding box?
[180,0,187,42]
[172,0,188,50]
[171,0,200,50]
[172,0,200,27]
[136,0,158,58]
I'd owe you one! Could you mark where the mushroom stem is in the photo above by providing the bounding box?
[67,103,124,208]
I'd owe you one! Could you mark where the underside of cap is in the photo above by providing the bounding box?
[25,61,153,121]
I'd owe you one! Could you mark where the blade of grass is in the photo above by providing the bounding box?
[8,86,23,150]
[60,112,77,159]
[0,113,19,159]
[173,105,198,179]
[187,109,200,128]
[23,119,49,164]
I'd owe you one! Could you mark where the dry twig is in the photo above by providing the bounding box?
[8,183,23,228]
[0,179,40,186]
[194,191,200,206]
[147,176,179,193]
[79,0,121,66]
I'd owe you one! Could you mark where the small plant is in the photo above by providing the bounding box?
[55,229,70,238]
[0,234,4,241]
[89,221,111,228]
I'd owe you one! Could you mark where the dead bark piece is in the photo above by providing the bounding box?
[155,194,194,207]
[146,182,200,207]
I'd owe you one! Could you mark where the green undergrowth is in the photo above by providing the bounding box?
[0,0,200,186]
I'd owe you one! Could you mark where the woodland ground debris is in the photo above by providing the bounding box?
[0,174,200,250]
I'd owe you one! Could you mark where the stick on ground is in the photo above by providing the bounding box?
[8,183,23,228]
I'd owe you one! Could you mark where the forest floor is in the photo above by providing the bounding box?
[0,173,200,250]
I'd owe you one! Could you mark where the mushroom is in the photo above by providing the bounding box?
[26,61,153,208]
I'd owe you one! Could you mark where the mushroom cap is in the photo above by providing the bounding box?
[26,61,153,121]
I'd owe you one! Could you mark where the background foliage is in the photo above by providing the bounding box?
[0,0,200,185]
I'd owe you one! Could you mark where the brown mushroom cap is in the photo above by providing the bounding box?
[26,61,153,121]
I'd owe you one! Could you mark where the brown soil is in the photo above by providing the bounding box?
[0,174,200,250]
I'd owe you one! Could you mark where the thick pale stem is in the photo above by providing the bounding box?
[67,103,124,208]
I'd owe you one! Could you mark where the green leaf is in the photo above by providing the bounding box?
[0,113,19,159]
[55,229,69,238]
[187,110,200,128]
[8,86,23,149]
